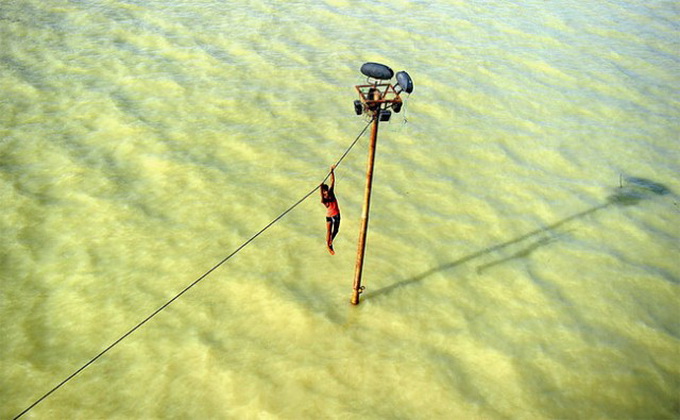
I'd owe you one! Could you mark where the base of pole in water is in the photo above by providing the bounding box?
[350,286,365,305]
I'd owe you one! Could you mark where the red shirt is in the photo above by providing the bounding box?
[325,199,340,217]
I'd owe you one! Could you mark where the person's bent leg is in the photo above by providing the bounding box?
[326,221,332,246]
[326,220,335,254]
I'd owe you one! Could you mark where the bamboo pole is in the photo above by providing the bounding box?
[351,115,380,305]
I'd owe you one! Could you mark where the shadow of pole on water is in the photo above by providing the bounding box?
[365,177,671,301]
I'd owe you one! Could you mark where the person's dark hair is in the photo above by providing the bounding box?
[321,184,335,203]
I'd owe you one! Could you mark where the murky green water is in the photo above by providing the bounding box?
[1,1,679,418]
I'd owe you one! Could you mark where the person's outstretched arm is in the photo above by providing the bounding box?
[329,165,336,190]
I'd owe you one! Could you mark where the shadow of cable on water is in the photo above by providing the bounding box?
[365,177,672,301]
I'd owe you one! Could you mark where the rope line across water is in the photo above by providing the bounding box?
[12,117,374,420]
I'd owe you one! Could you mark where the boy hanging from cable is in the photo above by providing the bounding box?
[320,165,341,255]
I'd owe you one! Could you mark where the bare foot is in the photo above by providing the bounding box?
[327,244,335,255]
